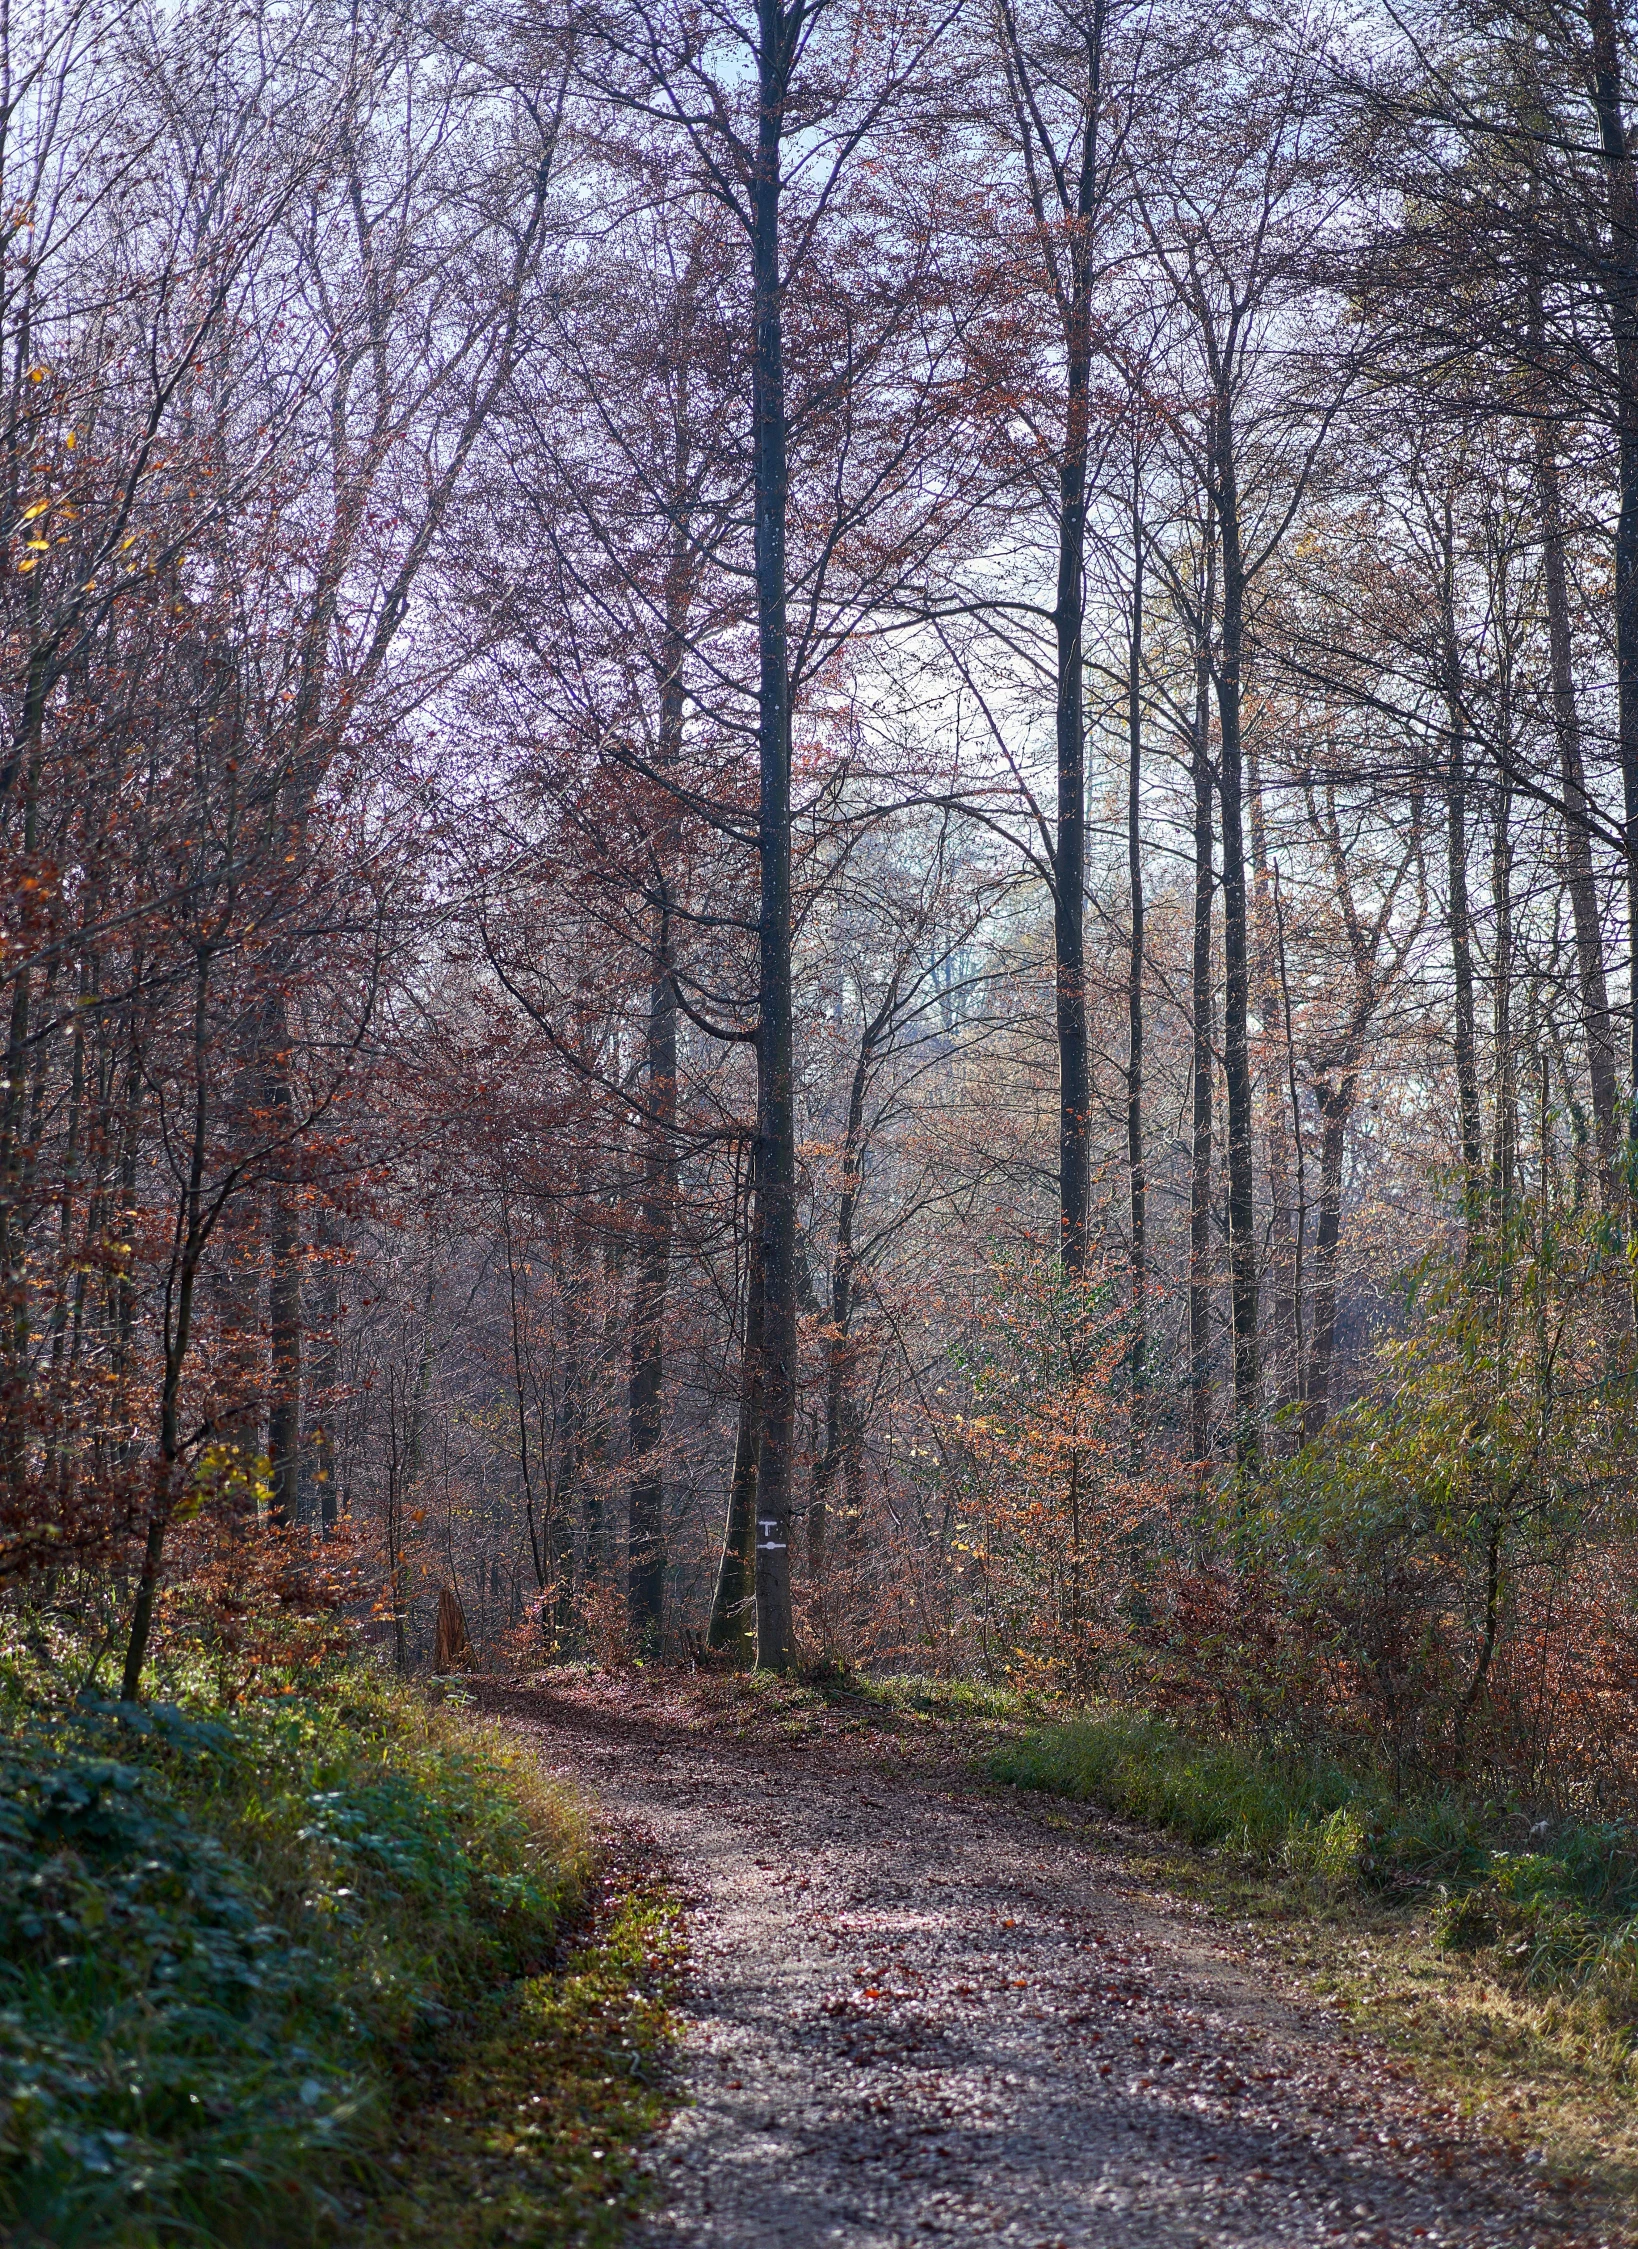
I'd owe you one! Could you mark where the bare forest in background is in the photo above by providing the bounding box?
[9,0,1638,1806]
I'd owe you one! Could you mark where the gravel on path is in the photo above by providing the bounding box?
[477,1675,1621,2249]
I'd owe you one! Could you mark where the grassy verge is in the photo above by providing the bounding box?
[361,1833,685,2247]
[993,1709,1638,2198]
[821,1670,1033,1724]
[0,1623,681,2246]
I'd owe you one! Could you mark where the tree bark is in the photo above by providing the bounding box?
[811,987,890,1613]
[1531,409,1621,1203]
[1189,568,1216,1475]
[1053,258,1093,1276]
[995,0,1106,1273]
[265,993,301,1526]
[627,946,677,1650]
[710,1160,762,1660]
[1585,0,1638,1137]
[1445,714,1484,1231]
[1211,403,1259,1470]
[626,450,690,1653]
[1248,740,1296,1417]
[121,946,214,1700]
[1125,522,1146,1462]
[1491,780,1518,1227]
[750,2,799,1673]
[1302,1071,1356,1437]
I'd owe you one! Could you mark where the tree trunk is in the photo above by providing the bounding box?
[1585,0,1638,1139]
[1125,521,1146,1462]
[750,6,798,1672]
[811,1023,873,1616]
[627,946,677,1652]
[121,946,213,1700]
[266,1007,301,1526]
[1053,263,1093,1275]
[434,1584,472,1674]
[1189,577,1216,1475]
[1532,408,1621,1204]
[710,1161,762,1660]
[1248,740,1296,1417]
[1211,405,1259,1470]
[307,1202,343,1531]
[1491,781,1518,1227]
[1434,487,1484,1232]
[626,467,689,1653]
[1302,1074,1355,1438]
[1445,718,1484,1230]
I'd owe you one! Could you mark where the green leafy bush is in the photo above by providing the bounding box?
[0,1660,586,2246]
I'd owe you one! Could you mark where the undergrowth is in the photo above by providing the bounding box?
[0,1614,665,2246]
[361,1837,685,2247]
[836,1671,1032,1722]
[992,1709,1638,2024]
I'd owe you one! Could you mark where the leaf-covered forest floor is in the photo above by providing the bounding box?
[476,1664,1634,2248]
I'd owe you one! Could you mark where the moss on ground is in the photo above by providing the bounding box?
[361,1836,685,2247]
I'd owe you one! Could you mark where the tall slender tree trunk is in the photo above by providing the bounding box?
[265,992,301,1526]
[1445,711,1484,1230]
[1189,559,1216,1475]
[811,999,887,1616]
[1433,486,1484,1232]
[1054,255,1093,1275]
[627,949,677,1649]
[995,0,1106,1274]
[1531,407,1620,1202]
[749,2,798,1672]
[1211,407,1259,1470]
[307,1202,343,1531]
[710,1155,761,1659]
[810,1123,860,1626]
[626,454,690,1653]
[1273,868,1307,1406]
[0,750,39,1488]
[1125,521,1146,1462]
[1491,781,1518,1226]
[1585,0,1638,1140]
[121,946,214,1700]
[1302,1008,1374,1438]
[1302,1072,1355,1438]
[1248,741,1296,1417]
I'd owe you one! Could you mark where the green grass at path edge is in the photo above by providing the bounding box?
[360,1849,685,2249]
[990,1709,1638,2023]
[817,1669,1033,1722]
[0,1621,683,2247]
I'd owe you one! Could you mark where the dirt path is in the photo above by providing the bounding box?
[480,1677,1617,2249]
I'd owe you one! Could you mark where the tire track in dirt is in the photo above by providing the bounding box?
[479,1677,1620,2249]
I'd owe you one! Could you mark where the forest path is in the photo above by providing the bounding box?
[478,1674,1608,2249]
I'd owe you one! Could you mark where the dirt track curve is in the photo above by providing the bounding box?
[478,1675,1620,2249]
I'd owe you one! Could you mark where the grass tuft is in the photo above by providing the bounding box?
[825,1671,1033,1722]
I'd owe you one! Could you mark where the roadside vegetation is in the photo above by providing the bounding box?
[0,1619,681,2247]
[993,1707,1638,2196]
